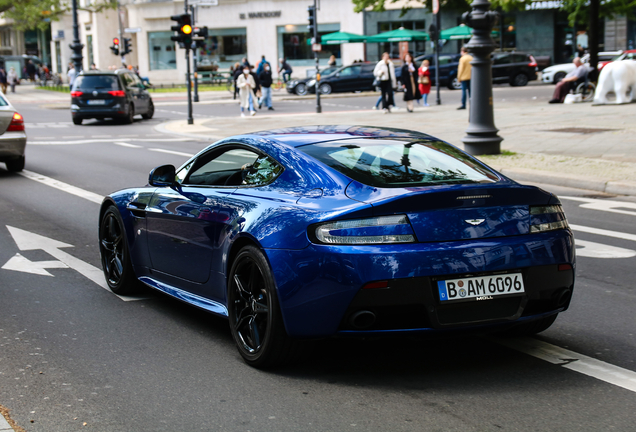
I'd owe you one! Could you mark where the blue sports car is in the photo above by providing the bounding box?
[99,126,575,368]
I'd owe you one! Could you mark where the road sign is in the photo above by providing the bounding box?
[312,43,322,52]
[125,27,141,33]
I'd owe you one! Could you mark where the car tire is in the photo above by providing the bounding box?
[449,77,461,90]
[99,205,142,296]
[319,83,332,95]
[5,156,25,172]
[295,83,308,96]
[142,100,154,120]
[510,73,529,87]
[72,117,83,125]
[553,72,566,84]
[227,245,301,368]
[498,313,558,337]
[123,104,134,124]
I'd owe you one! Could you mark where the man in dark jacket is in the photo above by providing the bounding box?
[258,64,274,110]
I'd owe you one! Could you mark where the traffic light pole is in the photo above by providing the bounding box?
[184,0,194,124]
[117,1,126,66]
[435,12,441,105]
[190,4,199,103]
[70,0,84,74]
[310,0,321,113]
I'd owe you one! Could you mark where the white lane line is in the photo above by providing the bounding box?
[570,224,636,243]
[29,138,192,145]
[561,196,636,217]
[114,142,143,148]
[148,148,194,157]
[495,337,636,393]
[18,170,103,204]
[575,239,636,258]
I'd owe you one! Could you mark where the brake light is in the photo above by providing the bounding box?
[70,91,83,97]
[7,112,25,132]
[108,90,126,97]
[528,55,538,68]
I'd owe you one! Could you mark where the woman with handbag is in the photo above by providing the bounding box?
[400,53,422,112]
[418,59,432,107]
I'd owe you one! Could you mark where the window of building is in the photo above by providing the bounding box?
[377,21,426,58]
[87,35,94,67]
[148,31,176,71]
[277,23,340,67]
[55,41,62,73]
[196,28,247,70]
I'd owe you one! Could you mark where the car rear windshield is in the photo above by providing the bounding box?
[299,139,499,188]
[73,75,120,91]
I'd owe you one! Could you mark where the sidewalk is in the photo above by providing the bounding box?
[156,97,636,196]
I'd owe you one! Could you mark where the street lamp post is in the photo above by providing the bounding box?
[70,0,84,74]
[461,0,503,155]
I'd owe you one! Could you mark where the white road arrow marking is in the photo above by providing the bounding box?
[5,226,145,302]
[575,239,636,259]
[2,253,68,276]
[561,196,636,217]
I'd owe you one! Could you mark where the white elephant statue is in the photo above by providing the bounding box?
[593,60,636,104]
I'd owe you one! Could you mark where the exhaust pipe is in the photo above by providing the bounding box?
[350,311,376,329]
[555,288,572,307]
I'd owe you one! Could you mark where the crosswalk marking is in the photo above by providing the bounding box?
[570,224,636,242]
[561,196,636,217]
[575,239,636,258]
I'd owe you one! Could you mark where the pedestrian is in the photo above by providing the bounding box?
[236,66,256,117]
[400,53,422,112]
[457,46,472,110]
[90,63,98,70]
[256,55,270,75]
[278,58,293,83]
[249,65,261,111]
[258,63,274,111]
[0,67,7,94]
[26,60,36,82]
[241,57,250,68]
[549,57,588,104]
[67,63,77,88]
[328,55,337,67]
[418,59,432,107]
[232,62,242,100]
[373,52,396,113]
[7,67,17,93]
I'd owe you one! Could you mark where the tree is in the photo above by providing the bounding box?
[0,0,117,31]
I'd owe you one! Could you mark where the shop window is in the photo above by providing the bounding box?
[197,28,247,70]
[148,31,177,71]
[377,20,426,58]
[277,24,340,67]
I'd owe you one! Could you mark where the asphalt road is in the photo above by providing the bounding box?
[1,96,635,431]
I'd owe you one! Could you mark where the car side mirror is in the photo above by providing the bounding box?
[335,72,340,77]
[149,165,176,187]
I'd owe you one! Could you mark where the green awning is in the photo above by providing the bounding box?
[320,31,367,45]
[440,24,499,40]
[366,27,429,43]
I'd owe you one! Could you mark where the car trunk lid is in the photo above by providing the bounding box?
[0,109,16,135]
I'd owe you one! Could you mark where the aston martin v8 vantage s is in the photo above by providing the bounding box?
[99,126,575,368]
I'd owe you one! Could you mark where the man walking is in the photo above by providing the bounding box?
[256,55,270,76]
[457,46,472,110]
[373,52,396,113]
[258,63,274,111]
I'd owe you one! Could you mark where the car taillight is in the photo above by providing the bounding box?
[528,55,538,68]
[108,90,126,97]
[7,112,25,132]
[529,205,569,233]
[70,91,83,97]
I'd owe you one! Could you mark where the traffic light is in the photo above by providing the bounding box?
[110,37,120,56]
[171,14,193,47]
[193,26,208,49]
[307,6,316,37]
[122,38,132,56]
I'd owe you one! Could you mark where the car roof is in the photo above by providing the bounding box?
[77,69,130,76]
[245,125,437,147]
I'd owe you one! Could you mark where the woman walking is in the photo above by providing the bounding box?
[418,59,432,107]
[236,66,256,117]
[400,53,421,112]
[7,67,18,93]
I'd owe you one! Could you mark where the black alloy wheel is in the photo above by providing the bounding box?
[227,245,299,368]
[72,117,83,125]
[295,83,308,96]
[5,156,25,172]
[99,206,140,295]
[449,76,461,90]
[319,83,332,95]
[142,100,154,120]
[511,73,529,87]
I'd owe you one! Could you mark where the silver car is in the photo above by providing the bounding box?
[0,93,27,172]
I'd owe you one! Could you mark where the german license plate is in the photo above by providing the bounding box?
[437,273,524,302]
[87,100,106,105]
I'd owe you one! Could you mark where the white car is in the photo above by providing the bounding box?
[0,92,27,172]
[541,51,623,84]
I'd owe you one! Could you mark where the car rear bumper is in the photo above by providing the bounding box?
[71,101,129,119]
[266,229,575,338]
[0,133,27,160]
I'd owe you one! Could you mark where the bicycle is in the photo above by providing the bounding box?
[271,76,285,91]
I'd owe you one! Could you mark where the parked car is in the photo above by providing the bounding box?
[598,49,636,71]
[99,125,575,368]
[0,92,27,172]
[542,51,622,84]
[491,52,538,86]
[70,69,154,125]
[307,63,376,94]
[286,66,340,95]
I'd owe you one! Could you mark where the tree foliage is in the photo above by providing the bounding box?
[0,0,117,31]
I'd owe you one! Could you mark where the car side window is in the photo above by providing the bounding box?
[493,55,511,65]
[184,147,260,186]
[340,66,361,76]
[242,155,284,186]
[438,56,451,66]
[122,74,135,88]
